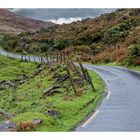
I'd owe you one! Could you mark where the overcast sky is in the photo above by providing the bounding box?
[9,8,116,24]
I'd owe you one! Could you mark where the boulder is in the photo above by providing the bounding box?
[0,120,17,132]
[44,109,59,116]
[43,84,61,96]
[32,118,42,125]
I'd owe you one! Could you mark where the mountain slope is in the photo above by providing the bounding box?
[1,9,140,65]
[30,9,140,65]
[0,9,55,36]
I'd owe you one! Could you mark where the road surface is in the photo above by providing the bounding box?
[1,49,140,131]
[76,64,140,131]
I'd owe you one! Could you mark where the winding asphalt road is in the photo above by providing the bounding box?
[76,64,140,131]
[1,49,140,131]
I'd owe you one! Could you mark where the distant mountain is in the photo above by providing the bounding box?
[0,9,55,36]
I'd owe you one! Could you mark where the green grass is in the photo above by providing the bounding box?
[95,62,140,72]
[0,56,104,131]
[123,65,140,71]
[13,70,104,131]
[0,55,37,81]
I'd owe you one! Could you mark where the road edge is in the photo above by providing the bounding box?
[74,64,109,131]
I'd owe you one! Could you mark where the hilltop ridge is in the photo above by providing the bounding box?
[0,9,55,36]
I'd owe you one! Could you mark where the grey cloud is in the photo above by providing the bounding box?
[9,8,116,21]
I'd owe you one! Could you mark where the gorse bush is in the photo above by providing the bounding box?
[129,44,140,56]
[0,34,19,51]
[17,121,36,131]
[128,44,140,65]
[54,39,70,50]
[102,24,130,44]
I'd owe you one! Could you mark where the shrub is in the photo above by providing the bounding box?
[103,57,111,63]
[127,44,140,65]
[80,54,91,62]
[91,51,109,63]
[135,57,140,65]
[40,43,50,52]
[0,34,19,51]
[110,47,128,62]
[17,121,36,131]
[54,39,70,50]
[119,22,130,31]
[77,45,91,53]
[90,45,103,55]
[77,32,103,45]
[19,32,30,37]
[103,26,129,44]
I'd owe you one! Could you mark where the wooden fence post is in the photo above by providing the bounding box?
[41,56,43,63]
[60,51,63,62]
[63,51,66,63]
[65,66,77,95]
[56,51,59,62]
[79,62,88,81]
[21,53,23,60]
[33,56,36,62]
[28,55,30,61]
[50,54,52,62]
[46,52,48,62]
[71,61,84,79]
[85,68,95,91]
[24,54,26,60]
[78,62,95,91]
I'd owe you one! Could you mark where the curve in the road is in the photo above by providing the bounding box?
[76,64,140,131]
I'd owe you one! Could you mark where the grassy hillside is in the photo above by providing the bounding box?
[0,56,104,131]
[0,55,37,81]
